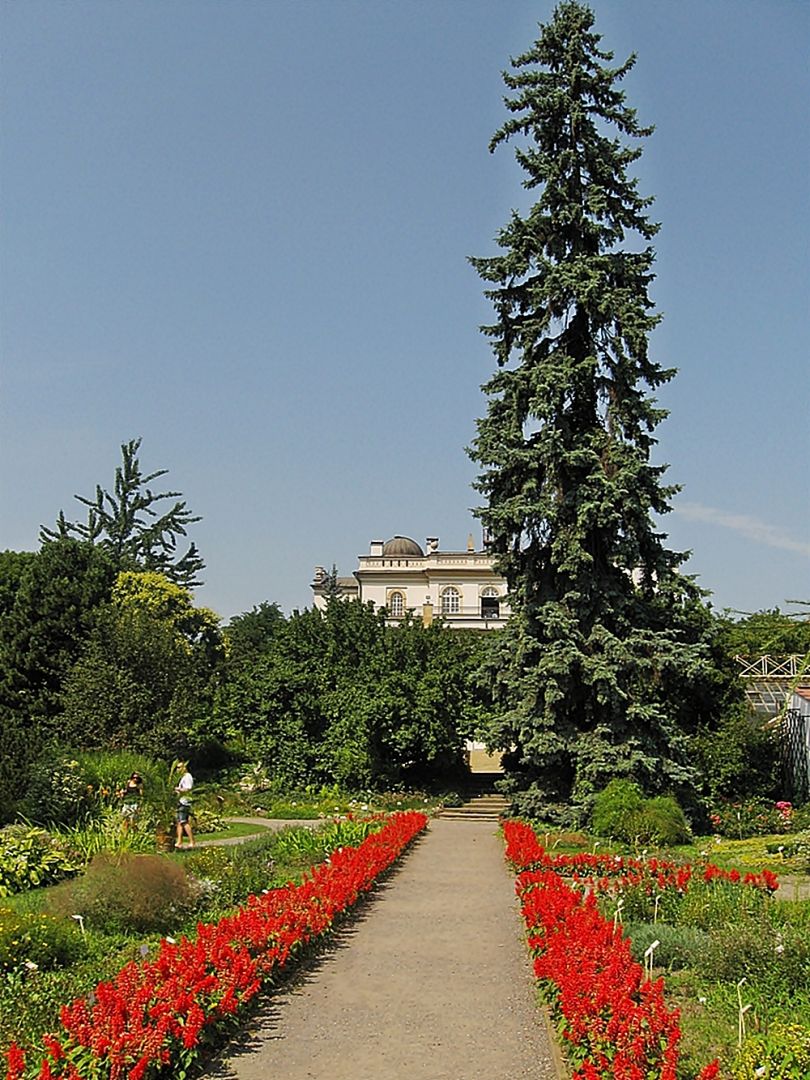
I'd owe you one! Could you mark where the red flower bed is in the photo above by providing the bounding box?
[504,821,759,1080]
[503,820,779,897]
[5,811,427,1080]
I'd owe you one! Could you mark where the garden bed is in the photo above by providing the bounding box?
[504,820,810,1080]
[1,812,428,1079]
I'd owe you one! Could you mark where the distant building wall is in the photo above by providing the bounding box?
[312,533,509,630]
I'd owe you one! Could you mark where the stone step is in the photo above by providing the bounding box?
[440,795,511,820]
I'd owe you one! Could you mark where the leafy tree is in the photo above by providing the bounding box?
[715,608,810,658]
[693,703,780,804]
[0,541,116,733]
[225,602,286,664]
[41,438,204,588]
[60,571,224,757]
[218,599,480,789]
[0,542,116,821]
[468,1,721,820]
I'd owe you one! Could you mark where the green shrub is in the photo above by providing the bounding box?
[0,909,85,973]
[15,751,94,828]
[635,796,692,846]
[0,826,80,897]
[591,779,645,839]
[624,921,711,972]
[731,1022,810,1079]
[591,781,691,845]
[693,704,780,803]
[46,853,195,934]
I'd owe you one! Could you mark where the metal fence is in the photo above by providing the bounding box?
[780,708,810,804]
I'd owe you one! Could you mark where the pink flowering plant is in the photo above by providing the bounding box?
[708,799,794,839]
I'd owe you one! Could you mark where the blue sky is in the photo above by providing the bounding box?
[2,0,807,620]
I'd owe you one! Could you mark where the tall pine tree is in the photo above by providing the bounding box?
[470,1,716,821]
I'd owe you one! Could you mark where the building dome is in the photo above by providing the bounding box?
[382,535,424,557]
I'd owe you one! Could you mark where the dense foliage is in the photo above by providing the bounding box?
[714,608,810,657]
[468,1,728,820]
[217,598,485,789]
[60,572,224,758]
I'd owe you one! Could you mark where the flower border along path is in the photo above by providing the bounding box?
[503,821,778,1080]
[4,811,428,1080]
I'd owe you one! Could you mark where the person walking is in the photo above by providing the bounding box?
[174,763,195,848]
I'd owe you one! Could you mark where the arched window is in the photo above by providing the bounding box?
[481,586,500,620]
[388,591,405,618]
[441,586,461,615]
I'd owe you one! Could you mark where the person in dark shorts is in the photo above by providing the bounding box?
[174,763,195,848]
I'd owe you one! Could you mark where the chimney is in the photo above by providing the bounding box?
[426,537,439,554]
[369,540,384,557]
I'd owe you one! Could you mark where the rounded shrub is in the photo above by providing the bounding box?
[46,853,196,934]
[591,781,691,846]
[591,779,645,839]
[635,796,691,846]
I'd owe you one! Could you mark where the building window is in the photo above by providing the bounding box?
[388,591,405,618]
[481,587,500,620]
[441,586,461,615]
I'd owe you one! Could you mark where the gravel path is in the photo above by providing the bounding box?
[206,817,558,1080]
[193,818,321,848]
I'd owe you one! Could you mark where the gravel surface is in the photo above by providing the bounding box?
[205,817,558,1080]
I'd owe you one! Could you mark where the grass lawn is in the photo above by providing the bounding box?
[196,819,275,842]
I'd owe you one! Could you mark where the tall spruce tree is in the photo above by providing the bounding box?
[470,1,715,821]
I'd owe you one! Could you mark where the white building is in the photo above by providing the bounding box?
[311,534,509,630]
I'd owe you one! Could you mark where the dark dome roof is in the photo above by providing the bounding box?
[383,535,424,557]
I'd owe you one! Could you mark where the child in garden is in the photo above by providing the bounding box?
[175,763,195,848]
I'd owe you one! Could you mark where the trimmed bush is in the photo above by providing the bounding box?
[591,781,690,845]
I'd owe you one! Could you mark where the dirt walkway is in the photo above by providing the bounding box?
[206,817,557,1080]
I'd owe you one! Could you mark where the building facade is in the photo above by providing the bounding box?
[311,534,509,630]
